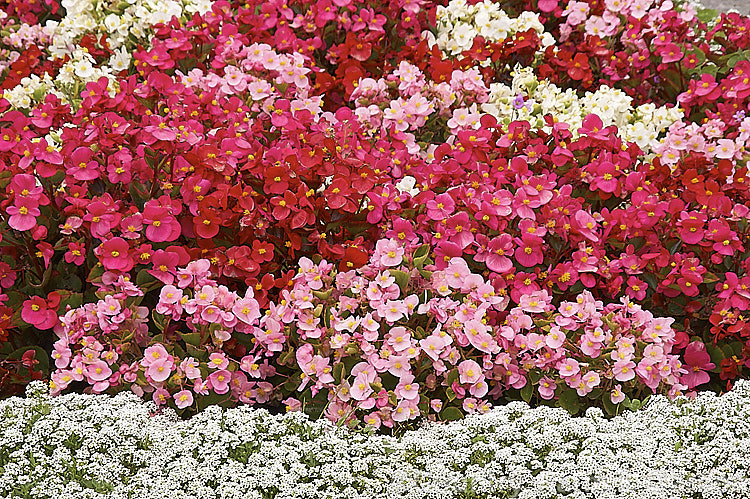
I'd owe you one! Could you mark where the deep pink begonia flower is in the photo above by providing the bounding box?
[681,341,715,389]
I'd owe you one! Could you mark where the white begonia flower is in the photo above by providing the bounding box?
[109,47,132,72]
[73,59,95,79]
[185,0,214,14]
[395,176,420,197]
[148,0,183,26]
[450,22,477,53]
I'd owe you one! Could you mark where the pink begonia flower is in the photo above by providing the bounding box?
[386,326,411,351]
[387,355,411,378]
[484,234,514,273]
[392,399,418,422]
[444,257,471,289]
[152,387,171,406]
[395,375,419,400]
[425,192,455,220]
[462,397,479,414]
[668,383,689,398]
[546,326,566,349]
[159,285,182,305]
[142,344,170,367]
[200,305,222,323]
[147,358,174,383]
[374,238,404,267]
[613,359,636,381]
[681,341,715,389]
[193,377,209,396]
[469,379,488,398]
[518,291,548,313]
[6,199,40,231]
[208,353,229,370]
[174,389,194,409]
[97,237,133,272]
[233,296,261,325]
[538,0,558,12]
[180,357,201,379]
[611,384,626,404]
[557,358,580,377]
[381,300,408,323]
[420,335,445,361]
[582,371,600,389]
[572,210,600,242]
[579,334,601,357]
[363,412,382,429]
[714,139,737,159]
[86,360,112,382]
[21,293,60,330]
[350,373,374,401]
[52,342,71,369]
[538,377,556,400]
[458,359,482,384]
[635,360,661,390]
[208,369,231,394]
[142,203,181,242]
[253,382,273,404]
[283,397,302,412]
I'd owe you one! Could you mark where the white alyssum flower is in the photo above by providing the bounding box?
[2,381,750,498]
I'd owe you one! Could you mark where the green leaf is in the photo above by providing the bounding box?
[332,362,345,384]
[696,8,718,22]
[445,368,460,387]
[706,343,725,372]
[390,270,410,293]
[278,348,296,366]
[388,391,397,406]
[602,394,619,416]
[439,406,464,422]
[55,291,83,313]
[520,382,533,403]
[128,182,148,211]
[7,346,49,376]
[185,343,207,360]
[413,244,429,260]
[558,389,581,415]
[152,311,167,332]
[412,244,431,269]
[179,332,202,347]
[446,387,457,402]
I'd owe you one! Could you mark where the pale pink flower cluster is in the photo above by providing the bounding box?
[176,42,320,119]
[350,63,490,139]
[49,239,697,423]
[655,116,750,171]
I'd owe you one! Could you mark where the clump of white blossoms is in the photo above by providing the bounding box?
[1,73,55,109]
[2,380,750,498]
[482,67,684,154]
[46,0,213,59]
[2,0,213,109]
[426,0,555,56]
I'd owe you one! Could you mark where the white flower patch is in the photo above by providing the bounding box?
[427,1,555,57]
[2,0,214,110]
[2,381,750,498]
[482,67,683,154]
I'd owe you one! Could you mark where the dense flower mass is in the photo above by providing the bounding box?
[3,380,750,498]
[0,0,749,430]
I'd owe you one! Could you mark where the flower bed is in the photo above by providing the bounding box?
[2,380,750,498]
[0,0,750,433]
